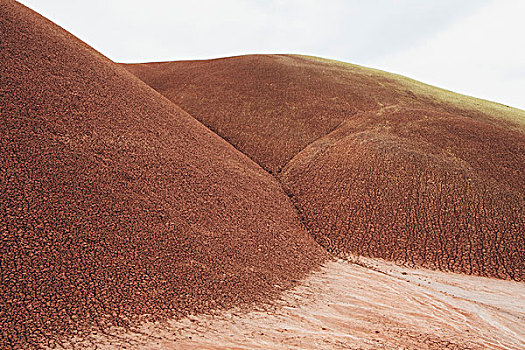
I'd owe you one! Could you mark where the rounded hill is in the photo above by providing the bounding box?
[0,2,325,348]
[125,54,525,281]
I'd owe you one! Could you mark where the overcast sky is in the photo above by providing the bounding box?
[18,0,525,110]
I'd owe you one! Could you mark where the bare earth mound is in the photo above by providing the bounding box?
[125,54,525,280]
[0,2,326,348]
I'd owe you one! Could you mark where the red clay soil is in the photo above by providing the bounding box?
[0,1,326,348]
[124,55,525,281]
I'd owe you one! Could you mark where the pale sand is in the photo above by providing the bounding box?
[75,258,524,349]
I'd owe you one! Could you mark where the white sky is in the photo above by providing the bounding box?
[17,0,525,110]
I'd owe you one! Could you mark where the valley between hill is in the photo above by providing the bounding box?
[2,0,524,348]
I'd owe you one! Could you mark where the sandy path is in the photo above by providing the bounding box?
[78,258,524,349]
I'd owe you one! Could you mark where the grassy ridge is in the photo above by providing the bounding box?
[299,55,525,128]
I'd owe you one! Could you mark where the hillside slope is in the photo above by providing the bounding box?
[0,2,325,348]
[125,54,525,280]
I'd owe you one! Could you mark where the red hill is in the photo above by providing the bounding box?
[0,2,325,348]
[125,54,525,281]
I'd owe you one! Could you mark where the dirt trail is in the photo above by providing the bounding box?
[80,259,525,349]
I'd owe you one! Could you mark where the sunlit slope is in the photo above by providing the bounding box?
[125,54,525,280]
[0,3,325,348]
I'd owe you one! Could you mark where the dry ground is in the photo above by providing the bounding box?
[2,0,524,348]
[70,259,525,349]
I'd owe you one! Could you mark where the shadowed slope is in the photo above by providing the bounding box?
[0,2,326,348]
[125,54,525,280]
